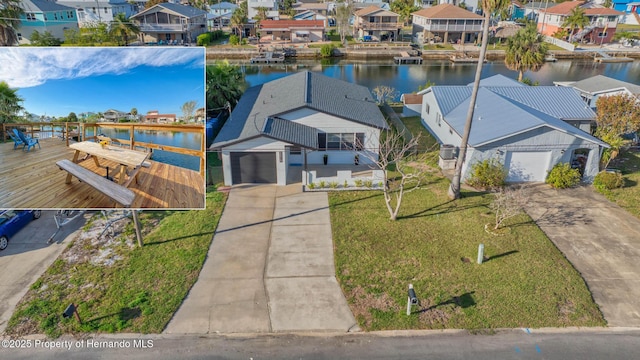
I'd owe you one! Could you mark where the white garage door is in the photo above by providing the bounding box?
[504,151,551,182]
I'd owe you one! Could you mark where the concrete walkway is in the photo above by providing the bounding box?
[525,185,640,327]
[164,185,357,334]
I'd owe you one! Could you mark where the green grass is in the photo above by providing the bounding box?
[594,149,640,219]
[6,188,227,337]
[424,44,455,51]
[330,179,605,330]
[617,24,640,31]
[401,116,438,153]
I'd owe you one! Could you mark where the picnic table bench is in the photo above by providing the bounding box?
[56,159,135,207]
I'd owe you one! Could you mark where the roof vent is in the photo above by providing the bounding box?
[344,95,348,99]
[263,100,266,104]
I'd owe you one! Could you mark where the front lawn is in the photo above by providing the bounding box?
[595,149,640,219]
[6,188,227,337]
[330,166,605,330]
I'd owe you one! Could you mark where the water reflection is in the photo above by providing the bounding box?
[234,59,640,100]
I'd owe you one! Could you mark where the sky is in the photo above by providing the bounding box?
[0,47,205,118]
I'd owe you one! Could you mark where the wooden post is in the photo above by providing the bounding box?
[132,210,143,247]
[129,125,135,150]
[2,123,5,141]
[65,122,69,147]
[74,305,82,324]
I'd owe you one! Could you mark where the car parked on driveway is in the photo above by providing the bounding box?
[0,210,41,251]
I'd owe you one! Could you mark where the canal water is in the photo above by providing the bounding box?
[40,126,201,171]
[234,59,640,99]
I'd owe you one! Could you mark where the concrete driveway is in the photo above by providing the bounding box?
[165,185,357,334]
[525,185,640,327]
[0,210,87,333]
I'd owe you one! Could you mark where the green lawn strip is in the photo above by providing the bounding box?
[423,44,455,51]
[594,150,640,218]
[6,188,227,337]
[330,179,605,330]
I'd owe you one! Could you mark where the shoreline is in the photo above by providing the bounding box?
[206,46,640,61]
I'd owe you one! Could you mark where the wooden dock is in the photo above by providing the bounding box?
[0,139,204,209]
[394,51,423,64]
[450,54,485,63]
[250,51,285,63]
[594,56,633,63]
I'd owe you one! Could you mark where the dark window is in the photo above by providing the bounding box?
[355,133,365,151]
[341,133,354,150]
[290,146,301,155]
[327,133,341,150]
[318,133,326,150]
[425,104,430,114]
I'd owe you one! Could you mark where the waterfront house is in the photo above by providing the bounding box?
[103,109,128,122]
[353,6,403,41]
[17,0,79,44]
[247,0,279,20]
[56,0,142,27]
[258,20,325,43]
[411,4,484,45]
[207,1,237,29]
[554,75,640,109]
[211,71,389,186]
[437,0,481,13]
[537,1,624,44]
[612,0,640,24]
[131,3,208,44]
[419,75,609,183]
[293,2,331,17]
[144,110,178,124]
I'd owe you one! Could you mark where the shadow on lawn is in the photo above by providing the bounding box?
[85,307,142,324]
[402,200,483,219]
[144,232,216,246]
[417,292,477,313]
[484,250,519,263]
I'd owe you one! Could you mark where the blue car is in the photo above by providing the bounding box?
[0,210,41,251]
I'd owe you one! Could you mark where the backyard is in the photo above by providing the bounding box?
[5,187,227,337]
[596,149,640,219]
[329,117,605,331]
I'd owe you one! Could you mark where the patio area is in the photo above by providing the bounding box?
[0,138,205,209]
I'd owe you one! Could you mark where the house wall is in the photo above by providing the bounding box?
[420,90,463,146]
[221,137,290,185]
[281,108,382,166]
[18,10,78,42]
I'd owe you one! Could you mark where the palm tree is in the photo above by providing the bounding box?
[448,0,511,200]
[206,61,247,115]
[110,13,140,46]
[562,7,589,42]
[0,81,24,123]
[505,23,548,82]
[390,0,420,26]
[230,8,247,40]
[0,0,23,46]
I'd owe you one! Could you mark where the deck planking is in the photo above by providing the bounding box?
[0,139,204,209]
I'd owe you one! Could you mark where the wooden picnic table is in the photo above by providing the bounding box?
[68,141,150,187]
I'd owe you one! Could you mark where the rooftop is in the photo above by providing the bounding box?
[412,4,484,20]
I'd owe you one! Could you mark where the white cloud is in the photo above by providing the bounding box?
[0,47,204,88]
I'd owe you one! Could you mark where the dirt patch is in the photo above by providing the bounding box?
[417,299,454,327]
[348,286,398,327]
[558,299,576,324]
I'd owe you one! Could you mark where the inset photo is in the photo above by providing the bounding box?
[0,47,206,209]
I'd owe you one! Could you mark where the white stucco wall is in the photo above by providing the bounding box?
[420,90,463,147]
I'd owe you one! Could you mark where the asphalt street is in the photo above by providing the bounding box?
[1,329,639,360]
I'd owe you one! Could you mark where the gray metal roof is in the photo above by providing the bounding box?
[210,2,237,10]
[430,84,607,147]
[471,74,524,87]
[21,0,76,12]
[262,117,318,149]
[489,86,595,120]
[212,71,388,149]
[557,75,640,95]
[134,2,207,18]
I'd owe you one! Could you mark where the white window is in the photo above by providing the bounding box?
[325,133,365,150]
[26,13,36,21]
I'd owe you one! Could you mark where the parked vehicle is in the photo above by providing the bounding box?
[0,210,41,251]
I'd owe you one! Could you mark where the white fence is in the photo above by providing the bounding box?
[544,36,575,52]
[303,169,386,190]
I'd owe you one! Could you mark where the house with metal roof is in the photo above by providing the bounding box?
[131,3,208,44]
[418,75,609,183]
[17,0,79,44]
[554,75,640,109]
[411,4,484,45]
[55,0,142,27]
[211,71,389,185]
[353,6,402,41]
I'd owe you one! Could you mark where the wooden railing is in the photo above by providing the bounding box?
[2,122,205,176]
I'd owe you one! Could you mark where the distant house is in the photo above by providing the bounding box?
[400,93,423,117]
[103,109,128,122]
[353,6,402,41]
[293,2,331,17]
[56,0,142,27]
[131,3,208,44]
[418,75,609,183]
[144,111,177,124]
[411,4,484,45]
[438,0,481,13]
[293,10,328,24]
[258,20,325,43]
[554,75,640,109]
[211,71,389,186]
[17,0,79,44]
[612,0,640,24]
[195,108,206,123]
[247,0,279,20]
[537,1,624,44]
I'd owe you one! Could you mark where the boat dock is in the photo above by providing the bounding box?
[250,51,285,64]
[394,51,423,64]
[450,54,485,63]
[594,50,633,63]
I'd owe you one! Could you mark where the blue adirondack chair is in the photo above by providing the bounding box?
[13,129,40,152]
[7,131,24,150]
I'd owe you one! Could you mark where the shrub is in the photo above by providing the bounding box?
[466,159,506,190]
[319,180,326,188]
[329,181,339,189]
[241,38,247,45]
[593,170,623,191]
[320,44,336,58]
[546,163,581,189]
[307,183,316,190]
[344,180,348,188]
[197,33,212,46]
[364,180,373,188]
[229,34,239,45]
[354,179,364,187]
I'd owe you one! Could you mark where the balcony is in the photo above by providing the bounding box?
[138,23,186,32]
[425,23,483,32]
[358,22,403,31]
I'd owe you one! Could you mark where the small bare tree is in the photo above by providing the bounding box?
[372,85,399,105]
[181,100,197,123]
[358,130,423,221]
[489,186,530,230]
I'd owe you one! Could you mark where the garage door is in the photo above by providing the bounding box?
[230,152,277,184]
[504,151,551,182]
